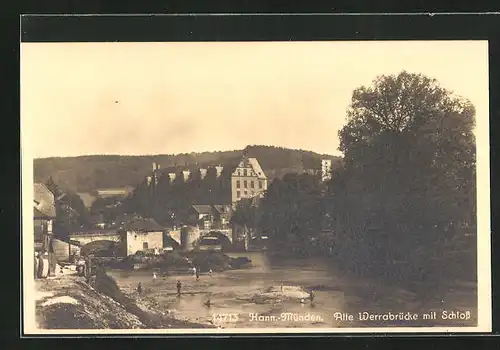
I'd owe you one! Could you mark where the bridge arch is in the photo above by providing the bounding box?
[80,239,124,257]
[198,231,232,251]
[69,231,122,247]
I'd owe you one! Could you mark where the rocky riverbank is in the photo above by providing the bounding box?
[34,273,212,329]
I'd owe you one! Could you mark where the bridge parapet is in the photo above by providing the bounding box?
[171,226,234,251]
[199,229,233,243]
[68,231,122,247]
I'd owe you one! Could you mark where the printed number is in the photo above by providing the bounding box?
[213,313,239,322]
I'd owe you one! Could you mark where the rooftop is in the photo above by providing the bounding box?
[69,228,119,236]
[212,204,231,214]
[248,157,267,180]
[34,207,51,218]
[231,156,267,179]
[122,217,164,232]
[192,204,214,215]
[33,183,56,218]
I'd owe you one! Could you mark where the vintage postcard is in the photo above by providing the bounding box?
[21,40,491,334]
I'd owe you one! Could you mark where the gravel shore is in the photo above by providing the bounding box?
[34,274,213,330]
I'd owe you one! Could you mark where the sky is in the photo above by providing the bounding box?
[21,41,489,159]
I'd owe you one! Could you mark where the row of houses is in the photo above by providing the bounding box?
[33,182,238,269]
[33,183,57,254]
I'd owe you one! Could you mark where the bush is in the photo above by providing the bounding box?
[190,251,231,272]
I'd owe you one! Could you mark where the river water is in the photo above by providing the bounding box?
[107,252,477,329]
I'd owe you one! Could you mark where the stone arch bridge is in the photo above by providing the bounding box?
[69,227,234,254]
[68,230,122,247]
[168,228,233,246]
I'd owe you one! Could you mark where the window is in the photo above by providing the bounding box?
[244,180,247,188]
[251,181,255,189]
[236,180,240,188]
[244,191,248,196]
[143,242,149,250]
[237,191,241,198]
[244,169,248,176]
[259,181,263,189]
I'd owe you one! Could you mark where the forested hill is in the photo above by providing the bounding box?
[33,145,341,193]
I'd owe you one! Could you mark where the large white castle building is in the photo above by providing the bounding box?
[145,155,332,207]
[230,157,268,204]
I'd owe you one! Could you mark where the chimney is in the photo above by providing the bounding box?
[168,173,176,183]
[200,168,207,180]
[215,165,223,178]
[182,170,190,182]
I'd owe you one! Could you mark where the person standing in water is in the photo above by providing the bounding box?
[309,290,315,304]
[153,271,157,282]
[176,280,182,297]
[204,296,211,308]
[208,268,212,276]
[195,267,200,282]
[137,282,142,295]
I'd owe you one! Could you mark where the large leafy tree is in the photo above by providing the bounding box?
[231,198,257,227]
[260,173,324,253]
[123,166,234,226]
[330,71,476,281]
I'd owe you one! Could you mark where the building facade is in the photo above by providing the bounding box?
[33,183,57,253]
[321,159,332,182]
[189,204,233,230]
[230,157,268,205]
[120,218,164,256]
[125,230,163,256]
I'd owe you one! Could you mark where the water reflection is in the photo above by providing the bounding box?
[107,252,477,328]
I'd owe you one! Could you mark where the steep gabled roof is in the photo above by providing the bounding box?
[231,156,267,179]
[248,157,267,179]
[33,183,56,218]
[212,205,231,214]
[192,204,214,215]
[34,207,50,218]
[123,218,164,232]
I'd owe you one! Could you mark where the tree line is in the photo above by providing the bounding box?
[121,167,232,226]
[34,146,339,193]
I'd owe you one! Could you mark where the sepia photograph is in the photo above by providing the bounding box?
[21,40,491,334]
